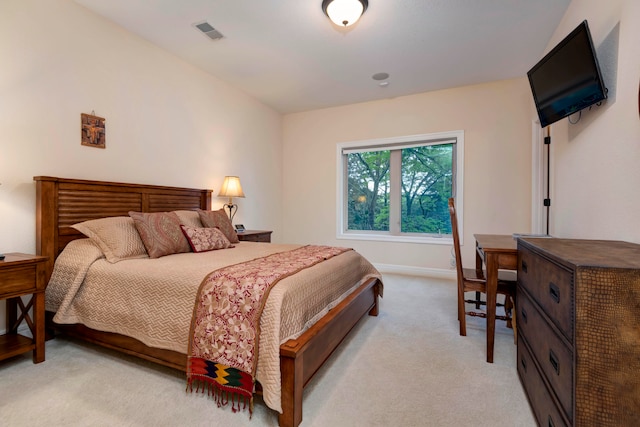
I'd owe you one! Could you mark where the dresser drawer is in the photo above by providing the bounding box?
[518,289,573,421]
[518,337,569,427]
[518,246,574,341]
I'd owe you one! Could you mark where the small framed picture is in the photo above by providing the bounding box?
[81,113,106,148]
[235,224,245,232]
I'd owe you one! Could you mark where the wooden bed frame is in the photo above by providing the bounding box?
[34,176,381,427]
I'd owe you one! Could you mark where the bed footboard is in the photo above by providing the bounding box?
[279,277,381,427]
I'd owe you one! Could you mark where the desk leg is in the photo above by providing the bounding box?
[485,254,498,364]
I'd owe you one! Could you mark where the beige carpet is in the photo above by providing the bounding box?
[0,274,535,426]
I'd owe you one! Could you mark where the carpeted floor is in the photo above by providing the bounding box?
[0,274,535,426]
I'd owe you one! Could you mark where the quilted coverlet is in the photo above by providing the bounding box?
[46,239,382,412]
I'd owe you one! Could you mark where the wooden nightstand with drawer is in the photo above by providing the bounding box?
[0,253,49,364]
[236,230,272,243]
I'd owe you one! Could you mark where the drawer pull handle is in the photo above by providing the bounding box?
[520,356,527,372]
[521,308,528,323]
[521,260,528,273]
[549,282,560,303]
[549,349,560,375]
[548,415,555,427]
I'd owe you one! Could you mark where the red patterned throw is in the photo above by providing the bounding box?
[186,245,352,414]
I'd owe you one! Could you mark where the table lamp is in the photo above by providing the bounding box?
[218,176,245,222]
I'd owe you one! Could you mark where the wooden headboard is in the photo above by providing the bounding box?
[34,176,212,282]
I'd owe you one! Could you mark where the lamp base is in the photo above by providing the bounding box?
[223,203,238,223]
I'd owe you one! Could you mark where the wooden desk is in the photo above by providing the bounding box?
[474,234,517,363]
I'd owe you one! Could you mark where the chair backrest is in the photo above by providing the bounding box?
[448,198,465,282]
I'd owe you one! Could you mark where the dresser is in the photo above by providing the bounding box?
[516,238,640,427]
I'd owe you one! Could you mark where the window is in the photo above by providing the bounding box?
[336,131,464,244]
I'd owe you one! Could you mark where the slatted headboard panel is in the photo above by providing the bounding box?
[34,176,212,282]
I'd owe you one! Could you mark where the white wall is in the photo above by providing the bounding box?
[545,0,640,242]
[0,0,283,331]
[282,78,534,273]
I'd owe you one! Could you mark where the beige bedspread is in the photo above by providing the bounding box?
[46,239,381,413]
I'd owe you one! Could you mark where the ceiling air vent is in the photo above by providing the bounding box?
[193,21,224,41]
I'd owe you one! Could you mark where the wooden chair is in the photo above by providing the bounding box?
[448,198,517,340]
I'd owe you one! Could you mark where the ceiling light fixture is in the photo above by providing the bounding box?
[322,0,368,27]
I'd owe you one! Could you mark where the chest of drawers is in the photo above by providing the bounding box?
[516,238,640,427]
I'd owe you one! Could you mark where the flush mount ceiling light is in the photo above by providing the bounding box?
[322,0,368,27]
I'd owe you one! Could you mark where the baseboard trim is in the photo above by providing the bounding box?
[373,263,456,280]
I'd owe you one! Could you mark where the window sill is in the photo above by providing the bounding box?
[337,232,453,245]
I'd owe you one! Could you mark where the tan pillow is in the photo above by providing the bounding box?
[173,210,203,228]
[180,225,233,253]
[128,211,191,258]
[71,216,148,263]
[197,209,239,243]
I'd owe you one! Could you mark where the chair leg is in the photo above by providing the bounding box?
[504,296,513,329]
[458,287,467,336]
[475,291,481,309]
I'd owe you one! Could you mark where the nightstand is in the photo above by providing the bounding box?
[0,253,49,364]
[236,230,272,243]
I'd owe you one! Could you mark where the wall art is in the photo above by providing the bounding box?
[81,112,106,148]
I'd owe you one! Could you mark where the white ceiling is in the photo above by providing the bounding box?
[75,0,571,114]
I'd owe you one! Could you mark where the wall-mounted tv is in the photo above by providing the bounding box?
[527,20,607,128]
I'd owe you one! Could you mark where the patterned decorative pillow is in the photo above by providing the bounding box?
[180,225,233,253]
[173,210,204,228]
[72,216,148,263]
[128,211,191,258]
[197,209,239,243]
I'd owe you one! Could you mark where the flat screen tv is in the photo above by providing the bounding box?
[527,20,607,128]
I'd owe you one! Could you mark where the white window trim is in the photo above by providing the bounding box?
[336,130,464,245]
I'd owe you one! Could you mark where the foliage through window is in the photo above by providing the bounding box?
[338,131,463,242]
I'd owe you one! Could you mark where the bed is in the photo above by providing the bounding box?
[34,176,382,427]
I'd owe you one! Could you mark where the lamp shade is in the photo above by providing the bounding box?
[322,0,368,27]
[218,176,245,198]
